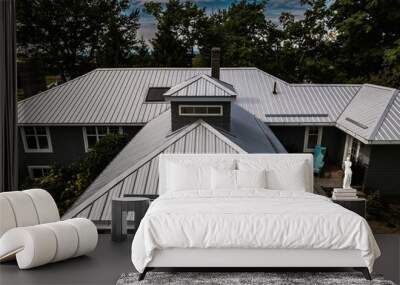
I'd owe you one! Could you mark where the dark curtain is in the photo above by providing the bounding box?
[0,0,18,192]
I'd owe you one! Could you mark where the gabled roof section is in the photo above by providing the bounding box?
[336,84,399,143]
[163,74,237,98]
[374,91,400,142]
[62,105,286,225]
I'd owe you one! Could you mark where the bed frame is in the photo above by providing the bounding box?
[139,248,371,280]
[137,154,372,281]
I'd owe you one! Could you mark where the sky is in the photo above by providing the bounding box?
[134,0,308,42]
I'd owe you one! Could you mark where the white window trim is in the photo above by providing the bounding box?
[82,126,123,152]
[28,165,51,179]
[343,134,361,162]
[21,127,53,153]
[178,105,223,116]
[303,126,323,152]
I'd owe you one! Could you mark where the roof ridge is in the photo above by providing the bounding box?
[255,69,289,85]
[363,83,398,92]
[199,121,246,154]
[94,67,260,71]
[371,89,399,140]
[18,69,97,104]
[335,85,363,123]
[62,120,203,219]
[164,73,236,97]
[200,74,237,95]
[290,83,362,87]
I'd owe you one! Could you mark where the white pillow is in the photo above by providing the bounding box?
[211,168,237,190]
[237,159,308,191]
[236,169,267,189]
[168,163,211,191]
[164,159,236,193]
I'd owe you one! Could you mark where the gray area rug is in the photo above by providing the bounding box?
[117,272,396,285]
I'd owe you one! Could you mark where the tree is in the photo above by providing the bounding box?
[274,0,334,83]
[17,0,141,81]
[144,0,207,66]
[329,0,400,86]
[197,0,277,69]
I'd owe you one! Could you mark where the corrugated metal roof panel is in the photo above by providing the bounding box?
[18,68,360,126]
[63,122,244,222]
[164,74,237,97]
[374,91,400,141]
[62,105,285,223]
[337,84,398,142]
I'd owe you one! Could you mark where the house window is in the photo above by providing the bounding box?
[303,126,323,152]
[145,87,169,102]
[21,127,53,153]
[179,105,223,116]
[28,166,50,179]
[83,126,123,152]
[343,135,361,162]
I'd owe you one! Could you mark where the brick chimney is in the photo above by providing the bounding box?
[211,47,220,79]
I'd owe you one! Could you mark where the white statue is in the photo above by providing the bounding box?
[343,156,352,189]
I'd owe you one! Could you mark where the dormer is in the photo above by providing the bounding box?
[164,73,237,131]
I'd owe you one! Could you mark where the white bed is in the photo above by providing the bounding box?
[131,154,380,280]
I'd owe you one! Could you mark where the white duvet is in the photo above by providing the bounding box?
[131,190,380,273]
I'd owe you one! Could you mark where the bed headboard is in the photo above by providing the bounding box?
[158,154,314,195]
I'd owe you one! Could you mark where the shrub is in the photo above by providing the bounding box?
[22,133,128,214]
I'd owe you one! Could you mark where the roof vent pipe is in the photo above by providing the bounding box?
[273,81,277,95]
[211,47,221,79]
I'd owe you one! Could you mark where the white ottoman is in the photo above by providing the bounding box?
[0,189,98,269]
[0,218,98,269]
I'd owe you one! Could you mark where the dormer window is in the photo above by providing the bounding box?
[179,105,223,116]
[164,73,236,131]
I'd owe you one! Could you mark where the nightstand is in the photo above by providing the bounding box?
[111,197,150,242]
[332,198,366,218]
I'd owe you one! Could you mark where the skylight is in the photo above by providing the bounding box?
[145,87,170,102]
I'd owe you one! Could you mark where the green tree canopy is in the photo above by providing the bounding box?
[144,0,207,66]
[17,0,142,81]
[329,0,400,85]
[198,0,276,68]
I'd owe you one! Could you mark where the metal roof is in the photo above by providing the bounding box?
[163,74,237,97]
[62,106,285,225]
[374,90,400,142]
[336,84,399,144]
[17,68,360,126]
[17,67,400,143]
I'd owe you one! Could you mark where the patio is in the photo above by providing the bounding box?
[0,234,399,285]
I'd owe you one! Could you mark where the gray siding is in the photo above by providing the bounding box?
[171,101,231,131]
[364,145,400,197]
[18,126,141,183]
[270,126,346,165]
[269,126,305,153]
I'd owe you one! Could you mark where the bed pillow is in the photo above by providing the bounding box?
[167,163,211,191]
[211,168,237,191]
[165,159,236,193]
[237,159,308,191]
[236,169,268,189]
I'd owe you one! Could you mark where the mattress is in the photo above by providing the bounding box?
[131,190,380,273]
